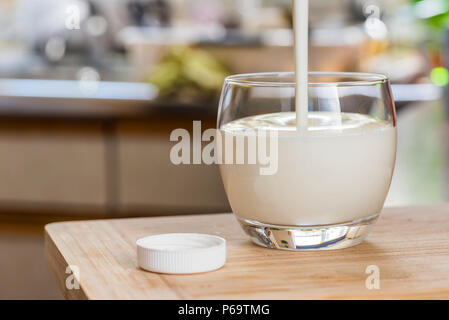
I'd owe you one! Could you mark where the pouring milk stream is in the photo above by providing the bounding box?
[293,0,309,133]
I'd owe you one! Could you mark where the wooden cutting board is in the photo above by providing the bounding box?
[45,205,449,299]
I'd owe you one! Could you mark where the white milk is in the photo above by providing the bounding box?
[219,112,396,226]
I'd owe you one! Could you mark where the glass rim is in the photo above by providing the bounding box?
[224,72,389,87]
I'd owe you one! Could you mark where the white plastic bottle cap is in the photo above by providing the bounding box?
[137,233,226,274]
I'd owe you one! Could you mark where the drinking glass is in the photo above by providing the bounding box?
[217,72,397,250]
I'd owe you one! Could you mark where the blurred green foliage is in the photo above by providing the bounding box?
[411,0,449,30]
[146,46,230,104]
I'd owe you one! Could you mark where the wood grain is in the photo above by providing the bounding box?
[45,205,449,300]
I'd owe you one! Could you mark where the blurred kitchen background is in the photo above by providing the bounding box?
[0,0,448,299]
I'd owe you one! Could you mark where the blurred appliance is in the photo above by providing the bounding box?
[12,0,172,70]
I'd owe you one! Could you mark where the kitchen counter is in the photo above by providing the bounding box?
[0,81,228,217]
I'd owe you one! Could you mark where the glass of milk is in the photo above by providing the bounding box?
[217,72,397,250]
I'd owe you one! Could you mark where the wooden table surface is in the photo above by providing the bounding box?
[45,205,449,300]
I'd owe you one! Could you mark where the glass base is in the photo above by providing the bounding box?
[237,214,379,251]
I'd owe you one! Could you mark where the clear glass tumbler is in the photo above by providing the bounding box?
[217,72,397,250]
